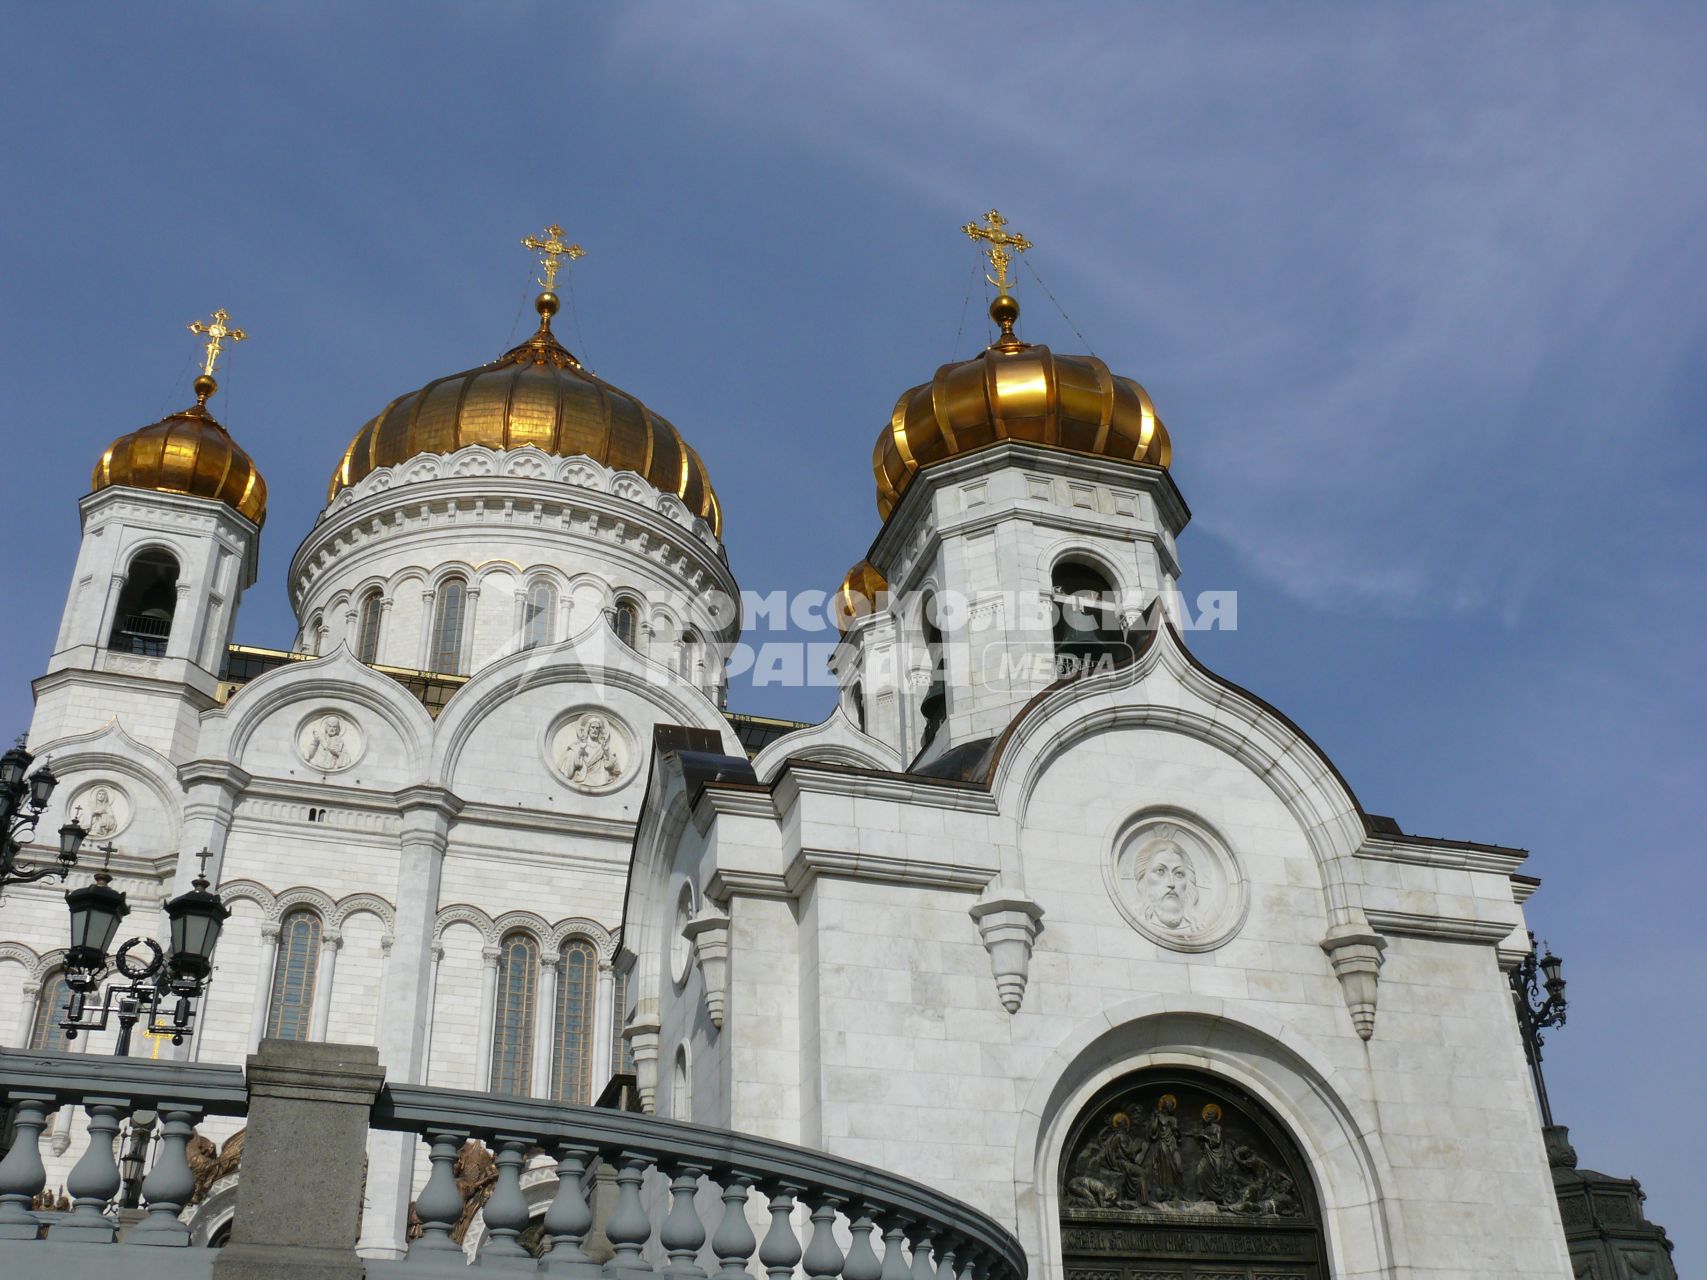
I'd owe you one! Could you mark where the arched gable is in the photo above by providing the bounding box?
[751,704,904,782]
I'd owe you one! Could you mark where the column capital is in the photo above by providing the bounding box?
[394,784,464,824]
[176,758,252,794]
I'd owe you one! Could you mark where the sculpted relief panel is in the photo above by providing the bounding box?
[1107,811,1248,953]
[297,712,365,773]
[548,710,634,794]
[70,782,130,840]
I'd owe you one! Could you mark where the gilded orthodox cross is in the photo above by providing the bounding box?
[963,209,1033,293]
[187,308,248,378]
[521,223,586,290]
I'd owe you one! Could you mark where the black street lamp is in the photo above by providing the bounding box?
[0,738,89,890]
[60,848,231,1056]
[1510,931,1569,1127]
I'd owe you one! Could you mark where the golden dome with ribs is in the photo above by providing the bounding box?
[92,375,267,525]
[328,294,722,536]
[872,294,1171,520]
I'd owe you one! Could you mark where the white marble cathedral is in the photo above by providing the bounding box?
[0,220,1574,1278]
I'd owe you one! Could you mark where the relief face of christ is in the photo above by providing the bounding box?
[1133,843,1204,934]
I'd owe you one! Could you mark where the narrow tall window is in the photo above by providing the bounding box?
[612,599,640,649]
[671,1046,691,1121]
[356,590,384,664]
[28,970,72,1049]
[550,939,598,1102]
[1051,562,1124,673]
[522,582,555,651]
[919,595,948,747]
[489,932,539,1095]
[266,910,323,1041]
[430,577,468,673]
[679,631,702,684]
[610,968,636,1076]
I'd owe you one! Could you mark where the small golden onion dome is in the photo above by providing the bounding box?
[833,559,889,631]
[91,375,268,525]
[872,295,1171,520]
[328,294,722,537]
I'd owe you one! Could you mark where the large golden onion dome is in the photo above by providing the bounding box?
[92,374,268,526]
[833,559,888,631]
[872,294,1171,519]
[328,292,722,537]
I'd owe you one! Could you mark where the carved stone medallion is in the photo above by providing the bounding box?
[69,781,130,840]
[1106,811,1247,953]
[548,709,634,794]
[296,711,365,773]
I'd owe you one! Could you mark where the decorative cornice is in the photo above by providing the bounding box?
[1362,908,1518,944]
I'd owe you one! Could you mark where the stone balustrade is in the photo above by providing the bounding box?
[0,1045,1026,1280]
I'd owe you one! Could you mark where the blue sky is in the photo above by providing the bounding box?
[3,2,1703,1261]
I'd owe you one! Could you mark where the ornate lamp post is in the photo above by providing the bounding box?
[0,738,89,889]
[60,848,232,1056]
[1509,931,1568,1126]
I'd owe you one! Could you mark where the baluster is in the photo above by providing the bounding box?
[757,1183,804,1280]
[802,1193,845,1280]
[481,1134,536,1268]
[411,1128,472,1256]
[843,1204,883,1280]
[660,1161,710,1280]
[603,1150,657,1277]
[932,1235,960,1280]
[909,1224,936,1280]
[880,1217,913,1280]
[710,1172,757,1280]
[131,1103,201,1246]
[0,1092,53,1239]
[48,1097,129,1242]
[958,1245,984,1280]
[543,1143,602,1277]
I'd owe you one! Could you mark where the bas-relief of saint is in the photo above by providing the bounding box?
[303,714,351,771]
[561,714,625,789]
[84,786,119,839]
[1132,841,1205,935]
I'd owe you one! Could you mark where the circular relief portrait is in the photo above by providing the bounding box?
[548,709,635,794]
[1106,811,1248,953]
[70,781,131,840]
[296,711,365,773]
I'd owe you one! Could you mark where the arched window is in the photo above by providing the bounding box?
[356,590,384,664]
[489,932,539,1096]
[610,968,635,1076]
[28,969,72,1049]
[521,581,556,651]
[849,679,866,733]
[671,1046,691,1121]
[611,598,641,649]
[919,594,948,748]
[1051,561,1126,674]
[308,614,325,657]
[266,910,323,1041]
[108,550,180,656]
[429,577,468,673]
[550,939,599,1103]
[678,631,702,683]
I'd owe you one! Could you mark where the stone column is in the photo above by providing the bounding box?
[308,930,343,1041]
[592,963,616,1096]
[418,940,442,1079]
[248,923,281,1051]
[358,784,461,1260]
[173,760,251,897]
[13,977,41,1047]
[212,1040,386,1280]
[533,954,560,1097]
[473,943,502,1088]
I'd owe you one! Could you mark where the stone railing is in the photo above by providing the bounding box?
[0,1043,1026,1280]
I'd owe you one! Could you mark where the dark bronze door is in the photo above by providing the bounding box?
[1059,1068,1327,1280]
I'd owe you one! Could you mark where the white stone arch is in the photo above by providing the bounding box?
[427,560,478,593]
[548,916,614,961]
[1016,996,1402,1280]
[751,705,904,782]
[28,948,68,985]
[989,616,1368,930]
[28,718,185,836]
[270,886,339,927]
[333,891,395,934]
[555,454,614,491]
[433,903,498,948]
[0,941,41,973]
[1037,535,1139,601]
[499,445,556,481]
[218,879,277,918]
[205,647,435,778]
[491,910,553,948]
[118,537,190,576]
[426,615,740,787]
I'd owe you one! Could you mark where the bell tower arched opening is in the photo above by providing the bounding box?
[108,549,180,656]
[1058,1066,1327,1280]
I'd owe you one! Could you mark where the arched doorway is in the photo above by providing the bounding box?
[1058,1067,1327,1280]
